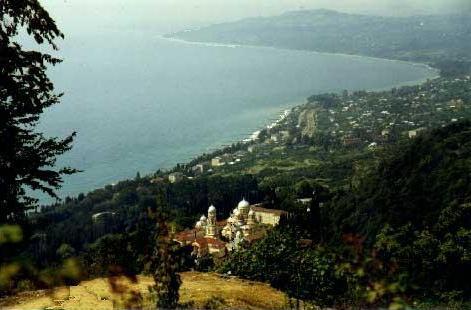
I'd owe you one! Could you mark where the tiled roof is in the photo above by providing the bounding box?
[174,229,198,242]
[206,238,226,248]
[192,237,227,249]
[216,220,227,227]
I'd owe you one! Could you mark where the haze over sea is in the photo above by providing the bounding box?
[38,28,437,202]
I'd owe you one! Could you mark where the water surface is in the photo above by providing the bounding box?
[39,34,437,200]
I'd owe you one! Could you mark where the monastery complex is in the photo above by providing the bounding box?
[174,199,287,257]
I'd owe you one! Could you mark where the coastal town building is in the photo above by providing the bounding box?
[92,211,116,223]
[211,157,223,167]
[168,172,184,183]
[150,177,164,184]
[191,162,209,175]
[381,129,391,137]
[211,154,235,167]
[247,145,260,153]
[407,127,426,139]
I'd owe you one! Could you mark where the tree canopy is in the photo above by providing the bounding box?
[0,0,76,223]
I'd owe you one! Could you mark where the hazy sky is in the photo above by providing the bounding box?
[43,0,471,34]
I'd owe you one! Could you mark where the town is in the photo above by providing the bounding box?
[155,75,471,187]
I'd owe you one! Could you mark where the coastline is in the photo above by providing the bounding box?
[242,108,292,143]
[160,35,440,145]
[47,36,441,204]
[159,35,440,79]
[157,34,440,152]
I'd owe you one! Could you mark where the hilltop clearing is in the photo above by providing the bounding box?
[0,272,288,310]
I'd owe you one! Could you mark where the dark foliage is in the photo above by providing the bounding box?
[326,121,471,300]
[0,0,76,224]
[222,121,471,307]
[149,191,181,309]
[170,9,471,76]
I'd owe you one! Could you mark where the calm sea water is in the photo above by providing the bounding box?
[38,33,436,201]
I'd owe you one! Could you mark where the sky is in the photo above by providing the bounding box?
[42,0,471,34]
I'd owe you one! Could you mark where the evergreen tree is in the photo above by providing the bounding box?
[150,190,181,309]
[0,0,76,224]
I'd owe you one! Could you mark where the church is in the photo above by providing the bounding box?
[174,199,287,257]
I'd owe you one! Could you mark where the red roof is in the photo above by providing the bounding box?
[206,237,226,248]
[174,229,198,243]
[216,219,227,227]
[192,237,226,249]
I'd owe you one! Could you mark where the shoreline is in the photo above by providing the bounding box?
[159,35,440,78]
[242,108,292,143]
[49,37,441,203]
[158,34,440,152]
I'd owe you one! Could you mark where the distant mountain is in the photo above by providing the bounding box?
[167,9,471,64]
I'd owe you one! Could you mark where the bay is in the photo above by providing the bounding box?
[38,33,437,201]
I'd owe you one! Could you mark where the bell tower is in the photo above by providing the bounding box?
[205,205,218,238]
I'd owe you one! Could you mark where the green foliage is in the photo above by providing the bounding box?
[171,9,471,76]
[194,253,214,272]
[149,192,181,309]
[201,296,227,309]
[0,225,23,244]
[219,227,345,306]
[328,121,471,303]
[0,225,81,295]
[0,0,76,224]
[3,4,470,308]
[56,243,76,260]
[222,121,471,307]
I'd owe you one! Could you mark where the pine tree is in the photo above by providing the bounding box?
[150,190,181,309]
[0,1,76,223]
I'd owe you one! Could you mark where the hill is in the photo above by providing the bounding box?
[168,9,471,75]
[220,121,471,307]
[0,272,288,309]
[8,75,468,308]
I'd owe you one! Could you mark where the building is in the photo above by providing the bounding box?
[168,172,184,183]
[407,127,426,139]
[191,164,204,175]
[251,205,286,226]
[92,211,116,223]
[150,177,164,184]
[192,237,227,257]
[270,134,279,143]
[368,142,378,150]
[211,157,224,167]
[205,205,218,238]
[280,130,290,141]
[221,199,255,242]
[296,198,313,205]
[381,129,391,137]
[342,136,362,147]
[191,162,209,175]
[221,153,234,163]
[247,145,260,153]
[174,199,287,258]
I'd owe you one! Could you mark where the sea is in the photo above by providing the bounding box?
[38,32,437,202]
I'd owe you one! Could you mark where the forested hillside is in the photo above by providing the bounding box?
[168,9,471,75]
[2,3,471,308]
[221,121,471,308]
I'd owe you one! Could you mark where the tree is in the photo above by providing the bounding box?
[0,0,76,224]
[56,243,76,260]
[150,191,181,309]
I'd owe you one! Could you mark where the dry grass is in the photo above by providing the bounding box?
[0,272,288,309]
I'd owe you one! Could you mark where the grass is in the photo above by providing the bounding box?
[0,272,288,310]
